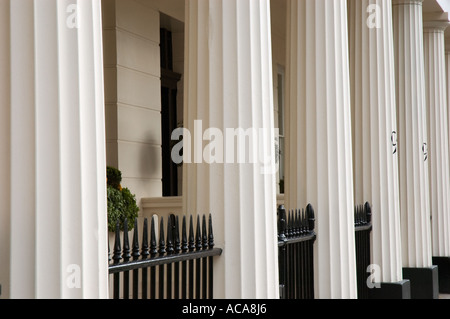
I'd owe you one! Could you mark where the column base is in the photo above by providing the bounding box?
[402,266,439,299]
[432,257,450,294]
[368,280,411,299]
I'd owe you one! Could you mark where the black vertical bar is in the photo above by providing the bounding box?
[277,205,287,299]
[291,211,296,299]
[293,210,298,299]
[301,210,306,299]
[202,215,208,299]
[195,215,202,299]
[307,204,315,299]
[166,216,174,299]
[141,218,149,299]
[159,217,166,299]
[208,214,215,299]
[122,219,131,299]
[113,221,122,299]
[150,217,158,299]
[300,210,305,299]
[309,237,314,299]
[174,216,181,299]
[182,216,188,299]
[189,215,195,299]
[132,218,140,299]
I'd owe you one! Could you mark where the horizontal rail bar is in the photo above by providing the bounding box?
[278,233,316,247]
[109,248,223,274]
[354,224,372,232]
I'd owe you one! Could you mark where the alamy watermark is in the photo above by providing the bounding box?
[366,264,382,289]
[66,264,81,289]
[66,4,79,29]
[367,4,382,29]
[170,120,278,175]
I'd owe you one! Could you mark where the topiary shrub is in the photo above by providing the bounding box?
[106,166,139,232]
[107,166,122,190]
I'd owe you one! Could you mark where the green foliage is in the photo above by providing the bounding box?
[107,166,122,190]
[106,166,139,232]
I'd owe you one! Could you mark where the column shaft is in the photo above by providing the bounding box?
[348,0,403,283]
[183,0,279,299]
[286,0,357,299]
[393,0,432,268]
[423,21,450,257]
[0,0,108,298]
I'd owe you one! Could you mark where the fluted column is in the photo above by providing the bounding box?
[348,0,403,284]
[286,0,357,299]
[423,17,450,258]
[183,0,279,299]
[393,0,438,299]
[447,46,450,154]
[392,0,432,269]
[0,0,108,298]
[424,15,450,294]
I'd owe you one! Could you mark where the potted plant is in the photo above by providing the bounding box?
[106,166,139,232]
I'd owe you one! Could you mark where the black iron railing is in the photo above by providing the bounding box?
[277,204,316,299]
[109,214,222,299]
[354,202,372,299]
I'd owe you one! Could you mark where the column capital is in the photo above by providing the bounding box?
[392,0,424,6]
[423,13,450,32]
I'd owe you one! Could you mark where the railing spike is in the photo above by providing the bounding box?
[174,215,181,254]
[202,215,208,250]
[365,202,372,224]
[182,215,188,253]
[132,218,140,260]
[141,218,150,259]
[159,217,166,255]
[299,208,304,234]
[122,218,131,262]
[208,214,215,249]
[189,215,195,252]
[196,215,202,251]
[167,215,174,255]
[113,221,122,264]
[287,210,292,238]
[307,204,315,232]
[277,205,287,242]
[150,217,158,257]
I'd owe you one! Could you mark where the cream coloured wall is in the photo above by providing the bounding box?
[103,0,163,207]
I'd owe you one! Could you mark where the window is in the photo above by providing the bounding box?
[160,27,181,197]
[277,66,285,194]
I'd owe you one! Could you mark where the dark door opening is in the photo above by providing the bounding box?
[161,28,181,197]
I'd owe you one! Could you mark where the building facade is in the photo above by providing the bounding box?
[1,0,450,299]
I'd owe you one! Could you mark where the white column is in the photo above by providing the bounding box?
[183,0,279,299]
[392,0,433,268]
[286,0,357,298]
[0,0,108,298]
[447,45,450,157]
[423,17,450,257]
[348,0,403,283]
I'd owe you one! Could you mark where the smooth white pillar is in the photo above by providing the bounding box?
[286,0,357,299]
[423,17,450,257]
[348,0,403,283]
[183,0,279,299]
[392,0,433,268]
[0,0,108,298]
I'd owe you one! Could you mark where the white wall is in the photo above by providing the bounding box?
[103,0,163,207]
